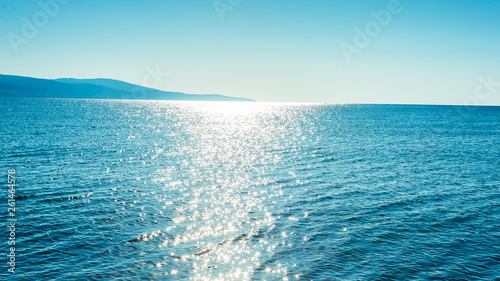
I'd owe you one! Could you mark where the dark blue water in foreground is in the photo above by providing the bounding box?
[1,98,499,280]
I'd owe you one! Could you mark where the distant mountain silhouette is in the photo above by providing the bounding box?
[0,74,254,101]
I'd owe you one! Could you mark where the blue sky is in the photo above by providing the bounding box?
[1,0,500,104]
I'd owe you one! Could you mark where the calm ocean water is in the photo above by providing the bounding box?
[1,98,499,280]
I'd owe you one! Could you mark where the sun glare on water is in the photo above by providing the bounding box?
[141,101,303,280]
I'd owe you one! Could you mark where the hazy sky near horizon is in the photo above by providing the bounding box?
[1,0,500,104]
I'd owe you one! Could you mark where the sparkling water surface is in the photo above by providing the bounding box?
[1,98,499,280]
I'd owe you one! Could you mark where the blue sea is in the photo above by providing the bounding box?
[1,98,499,280]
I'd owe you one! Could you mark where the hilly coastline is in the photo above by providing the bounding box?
[0,74,254,102]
